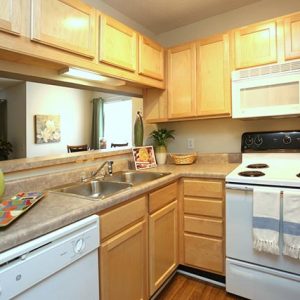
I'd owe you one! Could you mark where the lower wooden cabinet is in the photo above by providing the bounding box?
[149,201,178,296]
[100,221,147,300]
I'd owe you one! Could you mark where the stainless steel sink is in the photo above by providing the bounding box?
[103,171,171,186]
[54,180,132,200]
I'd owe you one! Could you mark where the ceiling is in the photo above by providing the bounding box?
[102,0,261,34]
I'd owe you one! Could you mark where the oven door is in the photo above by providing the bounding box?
[226,183,300,275]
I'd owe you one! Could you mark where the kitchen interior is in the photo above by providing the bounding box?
[0,0,300,299]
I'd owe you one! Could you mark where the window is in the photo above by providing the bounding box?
[103,99,132,148]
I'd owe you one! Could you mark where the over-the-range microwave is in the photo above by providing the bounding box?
[232,60,300,118]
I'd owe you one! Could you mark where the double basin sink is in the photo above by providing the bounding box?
[53,171,171,200]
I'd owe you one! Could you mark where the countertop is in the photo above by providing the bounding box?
[0,162,238,253]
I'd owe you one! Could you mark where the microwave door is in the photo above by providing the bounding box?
[232,73,300,118]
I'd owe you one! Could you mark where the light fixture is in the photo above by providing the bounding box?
[59,67,126,86]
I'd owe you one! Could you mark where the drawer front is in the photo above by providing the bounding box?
[100,196,146,240]
[184,198,223,218]
[149,182,177,213]
[184,216,223,237]
[184,233,224,273]
[184,179,223,198]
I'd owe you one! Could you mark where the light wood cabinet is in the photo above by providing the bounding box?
[234,21,277,69]
[183,178,225,274]
[99,14,137,72]
[284,13,300,60]
[196,34,231,116]
[139,35,164,80]
[167,43,197,119]
[149,201,178,296]
[101,221,147,300]
[31,0,96,58]
[0,0,21,35]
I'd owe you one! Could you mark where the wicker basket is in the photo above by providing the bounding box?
[170,153,197,165]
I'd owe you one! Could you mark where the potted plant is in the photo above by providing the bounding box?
[149,128,175,165]
[0,140,13,161]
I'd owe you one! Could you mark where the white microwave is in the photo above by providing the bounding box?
[232,61,300,118]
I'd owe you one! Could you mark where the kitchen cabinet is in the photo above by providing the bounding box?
[167,43,197,119]
[31,0,96,58]
[100,196,148,300]
[0,0,21,35]
[139,35,164,80]
[99,14,137,72]
[183,178,225,274]
[233,21,277,69]
[196,34,231,116]
[284,13,300,60]
[149,182,178,296]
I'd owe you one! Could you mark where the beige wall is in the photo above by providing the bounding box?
[157,0,300,46]
[26,82,93,158]
[162,117,300,154]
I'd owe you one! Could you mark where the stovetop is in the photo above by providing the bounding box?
[226,131,300,188]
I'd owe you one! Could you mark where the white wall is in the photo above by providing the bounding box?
[4,83,27,159]
[26,82,93,158]
[157,0,300,46]
[162,117,300,154]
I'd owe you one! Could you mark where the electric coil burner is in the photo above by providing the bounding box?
[238,171,265,177]
[246,163,269,169]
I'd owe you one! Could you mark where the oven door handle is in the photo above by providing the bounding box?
[226,183,254,191]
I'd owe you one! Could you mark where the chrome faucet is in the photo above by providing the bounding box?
[91,160,114,178]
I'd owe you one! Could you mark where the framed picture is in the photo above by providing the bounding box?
[35,115,61,144]
[132,146,157,170]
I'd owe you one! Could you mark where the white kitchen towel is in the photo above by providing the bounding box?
[253,187,280,255]
[283,191,300,259]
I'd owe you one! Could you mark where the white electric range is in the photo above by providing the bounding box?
[225,130,300,300]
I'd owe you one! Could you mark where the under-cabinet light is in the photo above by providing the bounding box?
[59,67,125,86]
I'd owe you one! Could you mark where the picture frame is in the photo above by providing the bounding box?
[35,115,61,144]
[132,146,157,170]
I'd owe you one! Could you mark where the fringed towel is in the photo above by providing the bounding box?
[283,191,300,259]
[253,187,280,255]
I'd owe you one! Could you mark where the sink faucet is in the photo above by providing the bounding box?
[91,160,114,178]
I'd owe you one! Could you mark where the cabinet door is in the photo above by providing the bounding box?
[196,34,231,116]
[149,201,178,296]
[100,221,147,300]
[284,14,300,60]
[31,0,95,58]
[99,15,137,72]
[0,0,21,35]
[234,21,277,69]
[139,35,164,80]
[167,43,196,119]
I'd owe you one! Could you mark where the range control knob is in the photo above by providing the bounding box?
[254,136,263,146]
[283,135,292,144]
[245,135,253,146]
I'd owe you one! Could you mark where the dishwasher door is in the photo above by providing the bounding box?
[0,215,100,300]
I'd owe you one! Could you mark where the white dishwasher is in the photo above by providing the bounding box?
[0,215,100,300]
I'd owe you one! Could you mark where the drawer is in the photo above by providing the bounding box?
[100,196,146,240]
[149,182,177,213]
[184,179,223,198]
[184,233,224,274]
[184,216,223,237]
[184,198,223,218]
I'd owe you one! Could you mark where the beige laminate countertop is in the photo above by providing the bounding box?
[0,163,238,253]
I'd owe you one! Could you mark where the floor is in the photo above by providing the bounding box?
[157,274,243,300]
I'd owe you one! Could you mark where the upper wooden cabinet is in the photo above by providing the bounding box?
[234,21,277,69]
[0,0,21,35]
[196,34,231,116]
[138,35,164,80]
[167,43,197,119]
[31,0,95,58]
[284,13,300,60]
[99,15,137,72]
